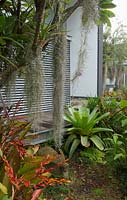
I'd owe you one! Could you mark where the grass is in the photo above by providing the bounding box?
[92,188,105,196]
[41,185,70,200]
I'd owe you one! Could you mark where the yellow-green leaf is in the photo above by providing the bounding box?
[0,149,3,157]
[0,183,8,194]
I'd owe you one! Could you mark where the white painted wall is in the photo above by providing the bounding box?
[67,7,98,97]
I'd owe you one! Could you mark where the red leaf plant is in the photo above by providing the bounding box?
[2,156,30,190]
[0,101,70,200]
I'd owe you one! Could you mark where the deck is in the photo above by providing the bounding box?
[27,111,69,145]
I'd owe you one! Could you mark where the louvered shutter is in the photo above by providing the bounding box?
[64,39,70,105]
[0,39,71,115]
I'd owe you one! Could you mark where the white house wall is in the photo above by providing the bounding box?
[67,7,98,97]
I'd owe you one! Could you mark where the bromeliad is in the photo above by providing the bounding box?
[64,106,113,158]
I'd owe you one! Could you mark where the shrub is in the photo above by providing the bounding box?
[0,102,70,200]
[87,97,127,134]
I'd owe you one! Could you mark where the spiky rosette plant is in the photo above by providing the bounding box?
[64,106,113,158]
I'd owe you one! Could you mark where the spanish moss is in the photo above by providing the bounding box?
[25,46,44,131]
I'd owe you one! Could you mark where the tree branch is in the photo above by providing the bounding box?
[32,0,46,52]
[50,3,59,26]
[16,0,21,33]
[63,0,83,23]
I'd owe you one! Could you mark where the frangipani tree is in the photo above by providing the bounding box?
[0,0,116,86]
[0,0,116,147]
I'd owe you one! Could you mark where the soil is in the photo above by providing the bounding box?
[67,160,123,200]
[43,159,123,200]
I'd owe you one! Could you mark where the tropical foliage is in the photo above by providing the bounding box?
[99,0,116,26]
[64,106,112,158]
[103,25,127,91]
[62,97,127,197]
[0,102,69,200]
[88,97,127,133]
[84,97,127,195]
[0,0,116,147]
[0,0,116,87]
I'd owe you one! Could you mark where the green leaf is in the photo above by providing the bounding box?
[88,107,98,122]
[20,170,39,182]
[112,134,119,144]
[68,107,75,117]
[81,136,90,147]
[120,100,127,108]
[0,149,3,157]
[95,112,110,123]
[73,111,81,127]
[2,37,24,48]
[1,195,12,200]
[0,54,17,68]
[0,16,5,31]
[18,156,43,175]
[92,127,113,133]
[66,127,83,134]
[90,135,104,151]
[69,139,80,158]
[0,183,8,194]
[19,123,31,139]
[64,112,76,125]
[122,119,127,127]
[101,9,115,18]
[100,2,116,9]
[114,153,124,160]
[0,37,6,45]
[4,16,16,34]
[64,134,77,153]
[99,12,112,26]
[100,0,113,3]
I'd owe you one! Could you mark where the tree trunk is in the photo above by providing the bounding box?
[102,63,108,93]
[115,66,124,89]
[53,34,66,148]
[53,1,66,148]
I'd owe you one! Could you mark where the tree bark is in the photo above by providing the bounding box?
[102,63,108,93]
[53,34,66,148]
[53,1,66,148]
[32,0,46,52]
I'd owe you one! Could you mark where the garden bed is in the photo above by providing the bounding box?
[42,158,123,200]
